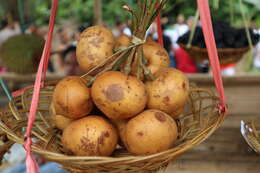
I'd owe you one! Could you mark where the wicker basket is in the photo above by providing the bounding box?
[0,82,225,173]
[241,119,260,154]
[179,44,249,65]
[0,106,16,164]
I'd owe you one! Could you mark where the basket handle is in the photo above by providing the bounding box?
[197,0,227,114]
[24,0,58,173]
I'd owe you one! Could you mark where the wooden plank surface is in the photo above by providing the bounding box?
[164,158,260,173]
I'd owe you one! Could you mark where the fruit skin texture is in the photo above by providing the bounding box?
[143,42,170,75]
[62,116,118,156]
[91,71,148,120]
[49,103,73,130]
[131,41,170,78]
[115,34,131,50]
[145,68,189,118]
[76,26,115,72]
[53,76,93,119]
[124,109,178,155]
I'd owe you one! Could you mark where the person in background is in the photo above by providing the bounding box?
[186,16,195,30]
[0,20,21,46]
[74,26,86,42]
[25,24,42,36]
[172,15,197,73]
[123,20,132,36]
[173,14,189,39]
[57,28,71,52]
[174,46,198,73]
[161,23,176,68]
[62,45,84,76]
[112,20,131,38]
[112,20,124,37]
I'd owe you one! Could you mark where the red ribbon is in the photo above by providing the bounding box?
[24,1,58,173]
[12,85,35,98]
[197,0,227,114]
[156,14,164,47]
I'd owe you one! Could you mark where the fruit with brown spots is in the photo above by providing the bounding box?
[132,41,170,78]
[145,68,189,118]
[62,116,118,156]
[53,76,93,119]
[91,71,147,119]
[143,42,170,75]
[49,102,73,130]
[124,109,178,155]
[76,26,115,72]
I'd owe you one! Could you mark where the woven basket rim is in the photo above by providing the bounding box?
[241,119,260,154]
[0,86,226,165]
[179,44,250,53]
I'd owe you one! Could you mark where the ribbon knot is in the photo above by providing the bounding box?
[217,104,227,114]
[131,35,146,45]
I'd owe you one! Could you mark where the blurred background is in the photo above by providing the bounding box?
[0,0,260,77]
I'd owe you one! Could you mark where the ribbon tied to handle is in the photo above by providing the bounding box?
[24,0,58,173]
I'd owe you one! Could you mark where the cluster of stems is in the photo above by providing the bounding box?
[82,0,168,85]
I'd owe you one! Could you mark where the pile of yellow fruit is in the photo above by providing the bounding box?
[50,26,190,157]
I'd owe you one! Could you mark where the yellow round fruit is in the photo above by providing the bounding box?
[115,34,131,50]
[91,71,147,119]
[49,103,73,130]
[131,41,170,78]
[62,116,118,156]
[53,76,93,119]
[76,26,115,72]
[143,42,170,75]
[145,68,189,118]
[124,109,178,155]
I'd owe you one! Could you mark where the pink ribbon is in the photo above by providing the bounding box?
[24,1,58,173]
[197,0,227,114]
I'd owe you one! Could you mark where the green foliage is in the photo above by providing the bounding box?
[164,0,260,27]
[0,0,260,28]
[32,0,131,27]
[103,0,131,26]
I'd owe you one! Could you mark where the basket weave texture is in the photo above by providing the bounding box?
[0,106,14,164]
[179,44,249,65]
[241,119,260,154]
[0,81,225,173]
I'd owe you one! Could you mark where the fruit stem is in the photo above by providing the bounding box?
[81,43,144,78]
[112,50,131,71]
[136,47,144,80]
[124,48,137,75]
[141,54,155,80]
[86,76,96,87]
[84,50,130,86]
